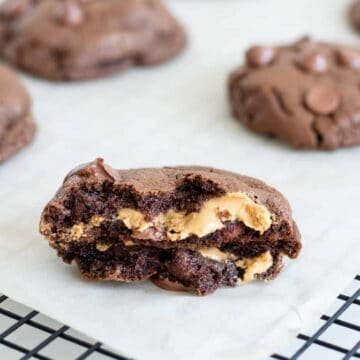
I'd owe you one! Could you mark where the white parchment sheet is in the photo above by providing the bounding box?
[1,0,359,359]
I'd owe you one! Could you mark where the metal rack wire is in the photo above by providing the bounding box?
[0,275,359,359]
[271,275,360,360]
[0,294,128,360]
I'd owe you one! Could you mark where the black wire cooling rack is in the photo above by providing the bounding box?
[0,275,359,360]
[271,274,360,360]
[0,294,127,360]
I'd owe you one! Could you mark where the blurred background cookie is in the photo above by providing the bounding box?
[350,0,360,32]
[0,62,35,163]
[0,0,187,81]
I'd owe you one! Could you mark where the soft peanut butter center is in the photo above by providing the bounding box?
[117,192,272,240]
[70,224,85,240]
[198,247,237,262]
[236,251,273,284]
[199,248,273,284]
[118,209,149,232]
[90,215,105,227]
[96,242,112,252]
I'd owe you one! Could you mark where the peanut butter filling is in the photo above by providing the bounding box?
[198,247,237,262]
[62,215,105,242]
[96,242,112,252]
[90,215,105,227]
[199,248,273,284]
[70,224,84,240]
[236,251,273,284]
[117,192,272,241]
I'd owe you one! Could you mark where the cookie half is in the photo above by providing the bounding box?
[40,159,301,295]
[0,62,35,163]
[0,0,187,81]
[229,37,360,150]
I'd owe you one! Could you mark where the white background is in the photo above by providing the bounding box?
[0,0,359,359]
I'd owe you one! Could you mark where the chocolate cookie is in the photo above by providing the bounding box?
[229,37,360,149]
[0,62,35,163]
[0,0,186,81]
[39,158,301,296]
[350,0,360,32]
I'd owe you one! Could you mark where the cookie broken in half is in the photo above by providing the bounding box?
[40,158,301,295]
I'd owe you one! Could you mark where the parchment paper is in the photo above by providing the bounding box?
[0,0,359,359]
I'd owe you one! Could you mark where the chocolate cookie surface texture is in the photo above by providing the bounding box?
[0,62,35,163]
[229,37,360,149]
[40,159,301,295]
[0,0,187,81]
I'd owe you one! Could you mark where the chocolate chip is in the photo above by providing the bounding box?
[0,0,30,18]
[295,50,328,73]
[151,278,188,292]
[305,84,340,115]
[336,47,360,69]
[54,0,83,26]
[246,46,275,68]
